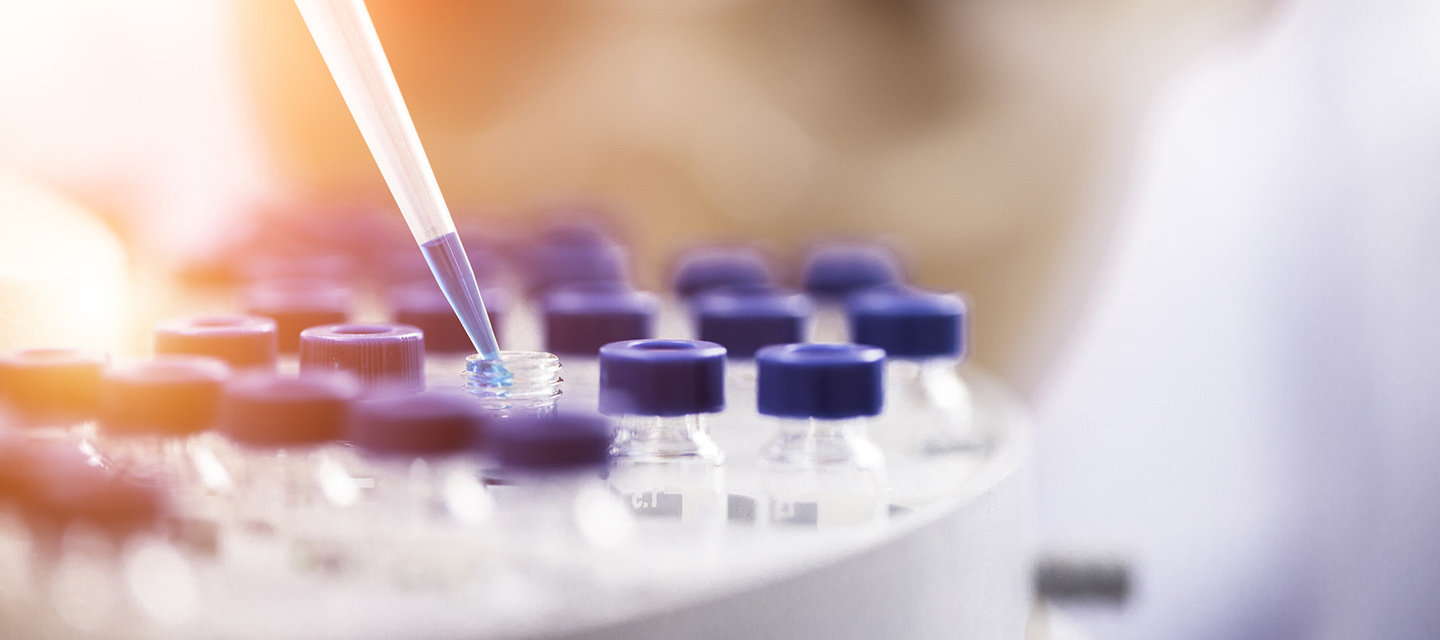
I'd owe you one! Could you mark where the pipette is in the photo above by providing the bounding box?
[293,0,506,377]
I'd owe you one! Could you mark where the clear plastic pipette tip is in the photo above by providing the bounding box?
[293,0,506,372]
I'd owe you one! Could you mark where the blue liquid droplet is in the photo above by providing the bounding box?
[466,355,514,387]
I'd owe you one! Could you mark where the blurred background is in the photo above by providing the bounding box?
[3,0,1440,638]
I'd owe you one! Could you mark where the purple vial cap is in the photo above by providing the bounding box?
[756,343,885,419]
[0,348,109,424]
[488,412,613,469]
[599,340,726,417]
[670,247,774,297]
[154,315,278,370]
[800,242,905,298]
[693,286,812,358]
[299,324,426,393]
[100,356,230,436]
[521,241,630,295]
[242,279,354,353]
[219,373,359,447]
[543,284,657,356]
[389,283,509,354]
[848,286,966,359]
[347,391,482,456]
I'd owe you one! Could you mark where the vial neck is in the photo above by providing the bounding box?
[616,414,719,460]
[888,356,961,379]
[94,432,189,471]
[889,358,967,405]
[765,417,880,467]
[464,351,562,417]
[775,417,854,440]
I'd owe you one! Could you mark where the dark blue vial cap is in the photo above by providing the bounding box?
[219,373,360,447]
[670,248,774,297]
[801,243,904,298]
[488,412,613,469]
[848,286,966,359]
[347,391,482,456]
[543,284,657,356]
[599,340,726,416]
[693,287,811,358]
[756,343,886,419]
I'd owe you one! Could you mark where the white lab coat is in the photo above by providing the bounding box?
[1037,0,1440,637]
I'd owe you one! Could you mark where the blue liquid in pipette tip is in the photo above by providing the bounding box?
[420,232,511,382]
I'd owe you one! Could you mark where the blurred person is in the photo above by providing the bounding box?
[1038,1,1440,639]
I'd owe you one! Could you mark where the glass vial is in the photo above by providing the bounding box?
[463,351,562,418]
[339,390,491,588]
[756,343,888,528]
[601,340,727,525]
[486,412,631,585]
[848,286,981,455]
[95,356,231,558]
[13,447,196,637]
[95,357,229,478]
[213,372,360,576]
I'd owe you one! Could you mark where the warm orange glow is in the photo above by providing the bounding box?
[0,174,129,351]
